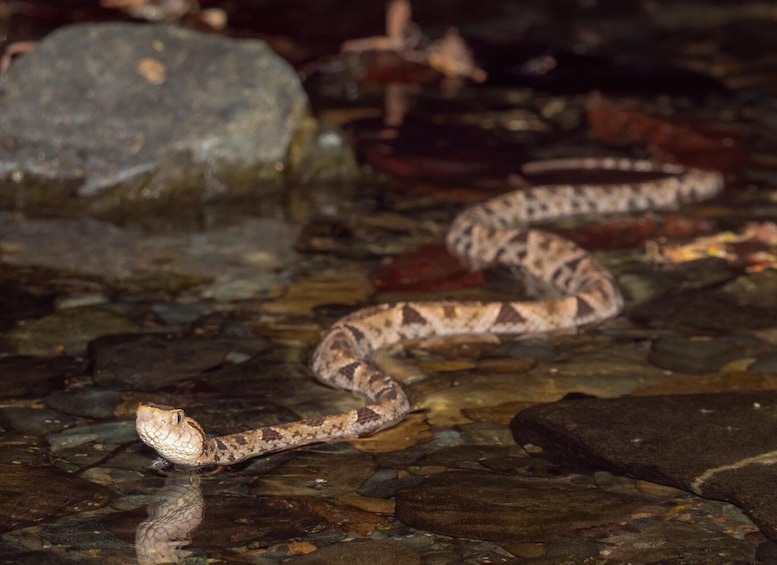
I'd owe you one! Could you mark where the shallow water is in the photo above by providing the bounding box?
[4,2,777,564]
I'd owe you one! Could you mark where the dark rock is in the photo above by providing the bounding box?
[0,432,47,466]
[5,307,140,356]
[45,387,122,420]
[603,521,755,564]
[504,338,558,359]
[510,391,777,541]
[0,22,308,207]
[394,470,643,542]
[90,333,269,390]
[721,270,777,308]
[0,407,77,435]
[648,334,769,374]
[748,353,777,375]
[0,549,78,565]
[357,468,424,499]
[150,301,213,325]
[629,285,777,332]
[756,540,777,564]
[413,445,521,471]
[250,448,377,498]
[0,281,55,332]
[0,356,84,400]
[0,463,112,532]
[48,420,137,449]
[285,540,421,565]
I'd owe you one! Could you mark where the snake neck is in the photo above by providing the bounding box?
[199,393,409,466]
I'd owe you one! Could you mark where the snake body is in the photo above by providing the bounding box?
[136,158,724,467]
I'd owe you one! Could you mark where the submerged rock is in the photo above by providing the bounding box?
[395,470,644,542]
[0,355,84,400]
[286,540,421,564]
[511,391,777,542]
[0,463,112,532]
[90,333,270,390]
[0,22,308,208]
[5,306,140,356]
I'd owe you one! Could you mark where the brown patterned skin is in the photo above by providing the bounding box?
[136,158,724,468]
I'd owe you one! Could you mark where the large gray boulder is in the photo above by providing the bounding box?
[0,22,310,207]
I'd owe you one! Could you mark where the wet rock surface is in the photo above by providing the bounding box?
[0,356,84,399]
[90,333,270,390]
[285,539,422,564]
[511,392,777,541]
[395,470,644,541]
[0,463,113,532]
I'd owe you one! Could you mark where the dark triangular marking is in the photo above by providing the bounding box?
[356,406,381,425]
[458,223,474,239]
[494,304,527,325]
[339,361,361,381]
[344,324,366,343]
[306,417,326,427]
[563,255,587,274]
[376,387,399,401]
[261,428,282,442]
[401,304,428,325]
[575,296,596,320]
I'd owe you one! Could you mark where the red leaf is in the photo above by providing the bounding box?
[586,93,747,173]
[370,243,484,292]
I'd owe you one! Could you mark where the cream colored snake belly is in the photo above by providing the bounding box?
[136,157,724,467]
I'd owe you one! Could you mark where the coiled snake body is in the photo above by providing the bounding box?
[136,158,724,467]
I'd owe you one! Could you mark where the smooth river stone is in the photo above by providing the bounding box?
[0,463,112,532]
[510,391,777,542]
[5,307,139,356]
[90,333,269,390]
[286,540,421,565]
[0,355,84,400]
[394,470,643,542]
[0,407,77,436]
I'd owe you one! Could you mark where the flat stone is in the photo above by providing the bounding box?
[47,420,138,454]
[394,470,643,542]
[0,549,77,565]
[0,281,55,332]
[0,432,47,465]
[285,540,421,565]
[5,307,139,356]
[0,407,77,435]
[648,334,769,374]
[45,387,122,420]
[0,355,84,400]
[510,391,777,541]
[150,301,213,325]
[629,282,777,332]
[0,463,112,532]
[0,22,307,203]
[90,333,269,390]
[251,448,377,498]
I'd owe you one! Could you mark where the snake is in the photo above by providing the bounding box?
[136,157,724,468]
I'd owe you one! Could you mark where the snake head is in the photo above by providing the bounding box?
[136,402,206,468]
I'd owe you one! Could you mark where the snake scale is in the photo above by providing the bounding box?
[136,157,724,467]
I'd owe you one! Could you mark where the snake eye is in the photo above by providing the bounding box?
[172,411,183,425]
